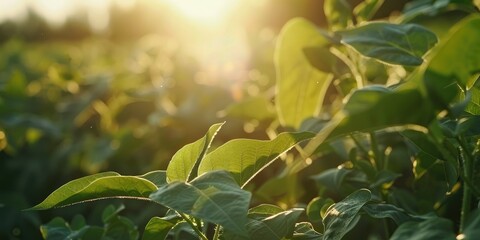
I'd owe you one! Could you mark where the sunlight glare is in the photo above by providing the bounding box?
[163,0,238,25]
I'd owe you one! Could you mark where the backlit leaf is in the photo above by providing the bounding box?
[149,170,251,237]
[275,18,334,129]
[142,217,176,240]
[30,173,158,210]
[198,131,314,187]
[166,122,224,183]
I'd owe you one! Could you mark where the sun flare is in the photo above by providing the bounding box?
[163,0,238,25]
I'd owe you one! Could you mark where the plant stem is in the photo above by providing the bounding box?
[369,131,383,170]
[458,137,473,233]
[213,224,221,240]
[178,212,208,240]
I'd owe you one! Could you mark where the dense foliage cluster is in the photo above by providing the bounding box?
[1,0,480,239]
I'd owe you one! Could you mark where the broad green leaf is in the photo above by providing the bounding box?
[275,18,334,129]
[248,204,284,219]
[149,170,251,236]
[329,86,435,138]
[465,86,480,115]
[142,217,175,240]
[303,47,348,75]
[40,216,104,240]
[369,170,401,188]
[140,170,167,188]
[246,208,303,240]
[198,131,314,187]
[166,122,224,183]
[30,174,157,210]
[306,197,334,225]
[338,22,438,65]
[30,172,119,210]
[362,203,411,225]
[425,15,480,107]
[101,205,139,240]
[223,96,276,121]
[311,168,352,191]
[323,189,372,240]
[390,217,456,240]
[462,209,480,239]
[292,222,323,240]
[354,0,384,22]
[325,0,352,30]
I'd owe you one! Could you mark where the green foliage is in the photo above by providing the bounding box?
[40,205,138,240]
[150,170,251,237]
[19,0,480,239]
[274,18,334,129]
[338,22,438,66]
[198,132,314,187]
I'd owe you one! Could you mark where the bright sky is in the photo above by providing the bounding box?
[0,0,239,31]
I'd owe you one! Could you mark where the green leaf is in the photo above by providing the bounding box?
[198,131,314,187]
[465,86,480,115]
[246,208,303,240]
[248,204,284,219]
[292,222,323,240]
[338,22,438,65]
[275,18,334,129]
[149,170,251,237]
[306,197,334,226]
[140,170,167,188]
[390,217,456,240]
[30,173,158,210]
[463,209,480,239]
[354,0,384,22]
[325,0,352,30]
[311,168,352,191]
[323,189,372,240]
[369,170,401,188]
[362,203,412,225]
[166,122,224,183]
[40,217,103,240]
[329,86,435,138]
[142,217,176,240]
[425,15,480,107]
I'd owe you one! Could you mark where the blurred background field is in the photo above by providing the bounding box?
[0,0,410,239]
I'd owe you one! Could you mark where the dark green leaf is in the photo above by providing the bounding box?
[292,222,323,240]
[369,170,401,188]
[311,168,352,191]
[246,208,303,240]
[463,209,480,239]
[198,132,314,187]
[142,217,176,240]
[275,18,334,128]
[306,197,334,226]
[362,203,412,224]
[338,22,438,65]
[166,122,224,183]
[329,86,435,138]
[149,170,251,237]
[323,189,372,240]
[390,217,456,240]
